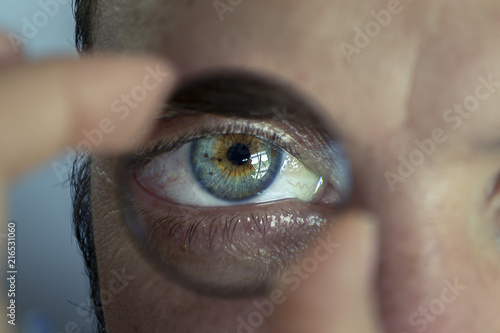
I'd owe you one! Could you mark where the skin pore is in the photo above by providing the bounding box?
[88,0,500,332]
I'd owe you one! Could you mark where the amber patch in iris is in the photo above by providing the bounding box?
[210,134,264,179]
[190,134,283,201]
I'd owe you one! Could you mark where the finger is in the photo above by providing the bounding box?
[0,55,176,178]
[271,212,382,333]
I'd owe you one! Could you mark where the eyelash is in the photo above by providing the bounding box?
[128,120,299,170]
[139,206,311,246]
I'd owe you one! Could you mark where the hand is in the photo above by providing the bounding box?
[0,33,176,331]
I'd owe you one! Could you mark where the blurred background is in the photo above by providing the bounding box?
[2,1,94,332]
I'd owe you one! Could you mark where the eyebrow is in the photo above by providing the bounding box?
[160,70,322,123]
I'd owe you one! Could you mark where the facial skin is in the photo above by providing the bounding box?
[88,0,500,332]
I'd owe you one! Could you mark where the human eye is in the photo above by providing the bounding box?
[114,72,351,297]
[134,131,335,207]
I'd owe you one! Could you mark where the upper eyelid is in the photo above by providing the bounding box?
[127,117,302,169]
[126,112,352,198]
[159,70,323,124]
[127,105,351,201]
[130,70,346,172]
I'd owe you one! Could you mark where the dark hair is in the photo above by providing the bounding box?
[71,156,105,332]
[72,1,106,332]
[74,0,97,52]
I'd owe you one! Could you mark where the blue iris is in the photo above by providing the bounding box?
[190,134,283,201]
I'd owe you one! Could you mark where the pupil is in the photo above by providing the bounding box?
[227,143,250,166]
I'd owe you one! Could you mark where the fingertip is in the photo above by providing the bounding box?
[0,55,176,178]
[271,210,380,332]
[72,55,177,154]
[339,210,379,278]
[309,210,379,294]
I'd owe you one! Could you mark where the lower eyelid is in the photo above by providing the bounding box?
[121,166,338,296]
[135,204,334,296]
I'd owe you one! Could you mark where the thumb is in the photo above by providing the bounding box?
[271,211,382,333]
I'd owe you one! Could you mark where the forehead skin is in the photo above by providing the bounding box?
[90,1,500,332]
[93,0,500,148]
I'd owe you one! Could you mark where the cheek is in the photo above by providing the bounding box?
[94,223,272,333]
